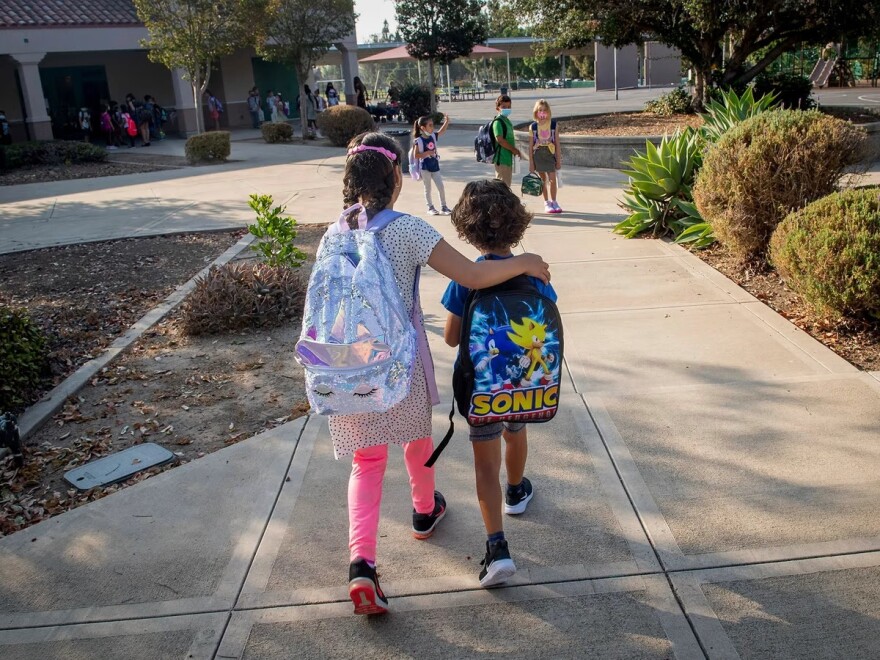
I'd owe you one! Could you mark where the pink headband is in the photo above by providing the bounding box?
[347,145,397,161]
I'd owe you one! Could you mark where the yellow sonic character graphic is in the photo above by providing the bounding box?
[507,318,553,383]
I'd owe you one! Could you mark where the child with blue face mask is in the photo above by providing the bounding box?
[491,95,523,187]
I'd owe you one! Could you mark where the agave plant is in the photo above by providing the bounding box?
[700,87,779,143]
[614,127,710,243]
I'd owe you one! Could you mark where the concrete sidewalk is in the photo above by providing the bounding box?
[3,106,880,658]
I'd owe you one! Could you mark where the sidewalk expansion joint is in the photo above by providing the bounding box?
[580,395,711,659]
[0,607,230,632]
[668,546,880,577]
[209,415,311,657]
[230,569,664,615]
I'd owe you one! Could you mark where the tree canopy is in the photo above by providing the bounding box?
[396,0,488,110]
[512,0,880,102]
[259,0,355,137]
[134,0,267,132]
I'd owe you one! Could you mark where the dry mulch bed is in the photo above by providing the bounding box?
[0,152,185,186]
[559,112,704,136]
[696,245,880,372]
[0,226,325,536]
[821,107,880,124]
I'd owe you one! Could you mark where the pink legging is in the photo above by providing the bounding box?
[348,437,436,563]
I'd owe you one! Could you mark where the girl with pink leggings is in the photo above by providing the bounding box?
[329,132,551,616]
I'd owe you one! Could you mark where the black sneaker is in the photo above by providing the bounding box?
[479,540,517,588]
[412,491,447,540]
[504,477,534,515]
[348,558,389,615]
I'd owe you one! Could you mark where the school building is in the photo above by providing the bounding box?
[0,0,359,141]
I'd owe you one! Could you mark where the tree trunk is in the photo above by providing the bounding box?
[190,64,211,134]
[692,68,707,111]
[427,57,437,114]
[297,70,308,141]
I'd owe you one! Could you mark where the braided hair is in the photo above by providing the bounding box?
[342,131,403,218]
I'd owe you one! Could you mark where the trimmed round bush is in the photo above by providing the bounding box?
[770,187,880,318]
[693,110,866,261]
[644,87,694,116]
[185,131,231,164]
[316,105,374,147]
[261,122,293,143]
[0,306,48,411]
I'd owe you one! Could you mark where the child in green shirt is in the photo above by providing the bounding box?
[491,94,523,187]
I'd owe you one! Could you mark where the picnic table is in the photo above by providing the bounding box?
[435,87,488,103]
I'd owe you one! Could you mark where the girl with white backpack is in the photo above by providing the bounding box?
[296,132,551,615]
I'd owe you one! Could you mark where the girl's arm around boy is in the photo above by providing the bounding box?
[428,242,550,290]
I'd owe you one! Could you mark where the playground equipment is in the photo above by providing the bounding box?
[810,57,837,87]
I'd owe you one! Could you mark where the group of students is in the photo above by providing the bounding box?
[411,95,564,217]
[245,84,340,134]
[304,125,559,616]
[88,94,166,148]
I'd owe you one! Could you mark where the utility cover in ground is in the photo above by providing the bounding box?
[64,443,174,490]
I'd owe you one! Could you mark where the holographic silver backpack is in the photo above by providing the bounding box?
[295,205,417,416]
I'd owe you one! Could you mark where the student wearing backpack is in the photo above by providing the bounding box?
[412,114,452,215]
[491,94,523,187]
[99,105,118,149]
[247,87,262,129]
[529,99,563,214]
[78,107,91,143]
[205,90,222,131]
[441,179,559,588]
[302,132,551,616]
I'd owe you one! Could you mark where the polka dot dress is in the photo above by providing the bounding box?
[327,214,442,458]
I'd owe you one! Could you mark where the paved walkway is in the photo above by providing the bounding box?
[3,95,880,658]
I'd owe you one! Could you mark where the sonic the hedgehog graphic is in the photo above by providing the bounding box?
[507,318,555,384]
[475,326,525,391]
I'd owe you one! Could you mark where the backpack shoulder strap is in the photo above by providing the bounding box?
[367,209,406,232]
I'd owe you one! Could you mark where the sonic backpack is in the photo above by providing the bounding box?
[426,275,563,466]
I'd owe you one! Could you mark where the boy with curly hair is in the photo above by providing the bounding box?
[441,179,558,587]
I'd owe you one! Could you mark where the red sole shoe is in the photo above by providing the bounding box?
[349,579,388,615]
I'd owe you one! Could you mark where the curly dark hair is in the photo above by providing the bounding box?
[342,131,403,219]
[451,179,533,252]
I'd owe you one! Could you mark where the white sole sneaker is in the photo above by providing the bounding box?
[480,558,517,588]
[504,489,533,515]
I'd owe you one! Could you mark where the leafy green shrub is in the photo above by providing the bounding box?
[247,194,306,268]
[261,122,293,143]
[316,105,374,147]
[770,188,880,318]
[0,141,107,169]
[644,87,694,116]
[181,262,305,335]
[693,110,867,262]
[185,131,231,164]
[700,87,779,143]
[398,83,433,123]
[614,128,714,247]
[754,72,815,110]
[0,307,48,411]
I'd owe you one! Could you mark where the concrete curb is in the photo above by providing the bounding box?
[13,233,257,444]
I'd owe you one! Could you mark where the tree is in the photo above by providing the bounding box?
[512,0,880,106]
[396,0,489,112]
[134,0,266,133]
[260,0,356,139]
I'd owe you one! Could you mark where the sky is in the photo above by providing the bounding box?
[355,0,399,43]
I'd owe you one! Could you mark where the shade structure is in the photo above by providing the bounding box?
[358,43,511,94]
[359,43,506,63]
